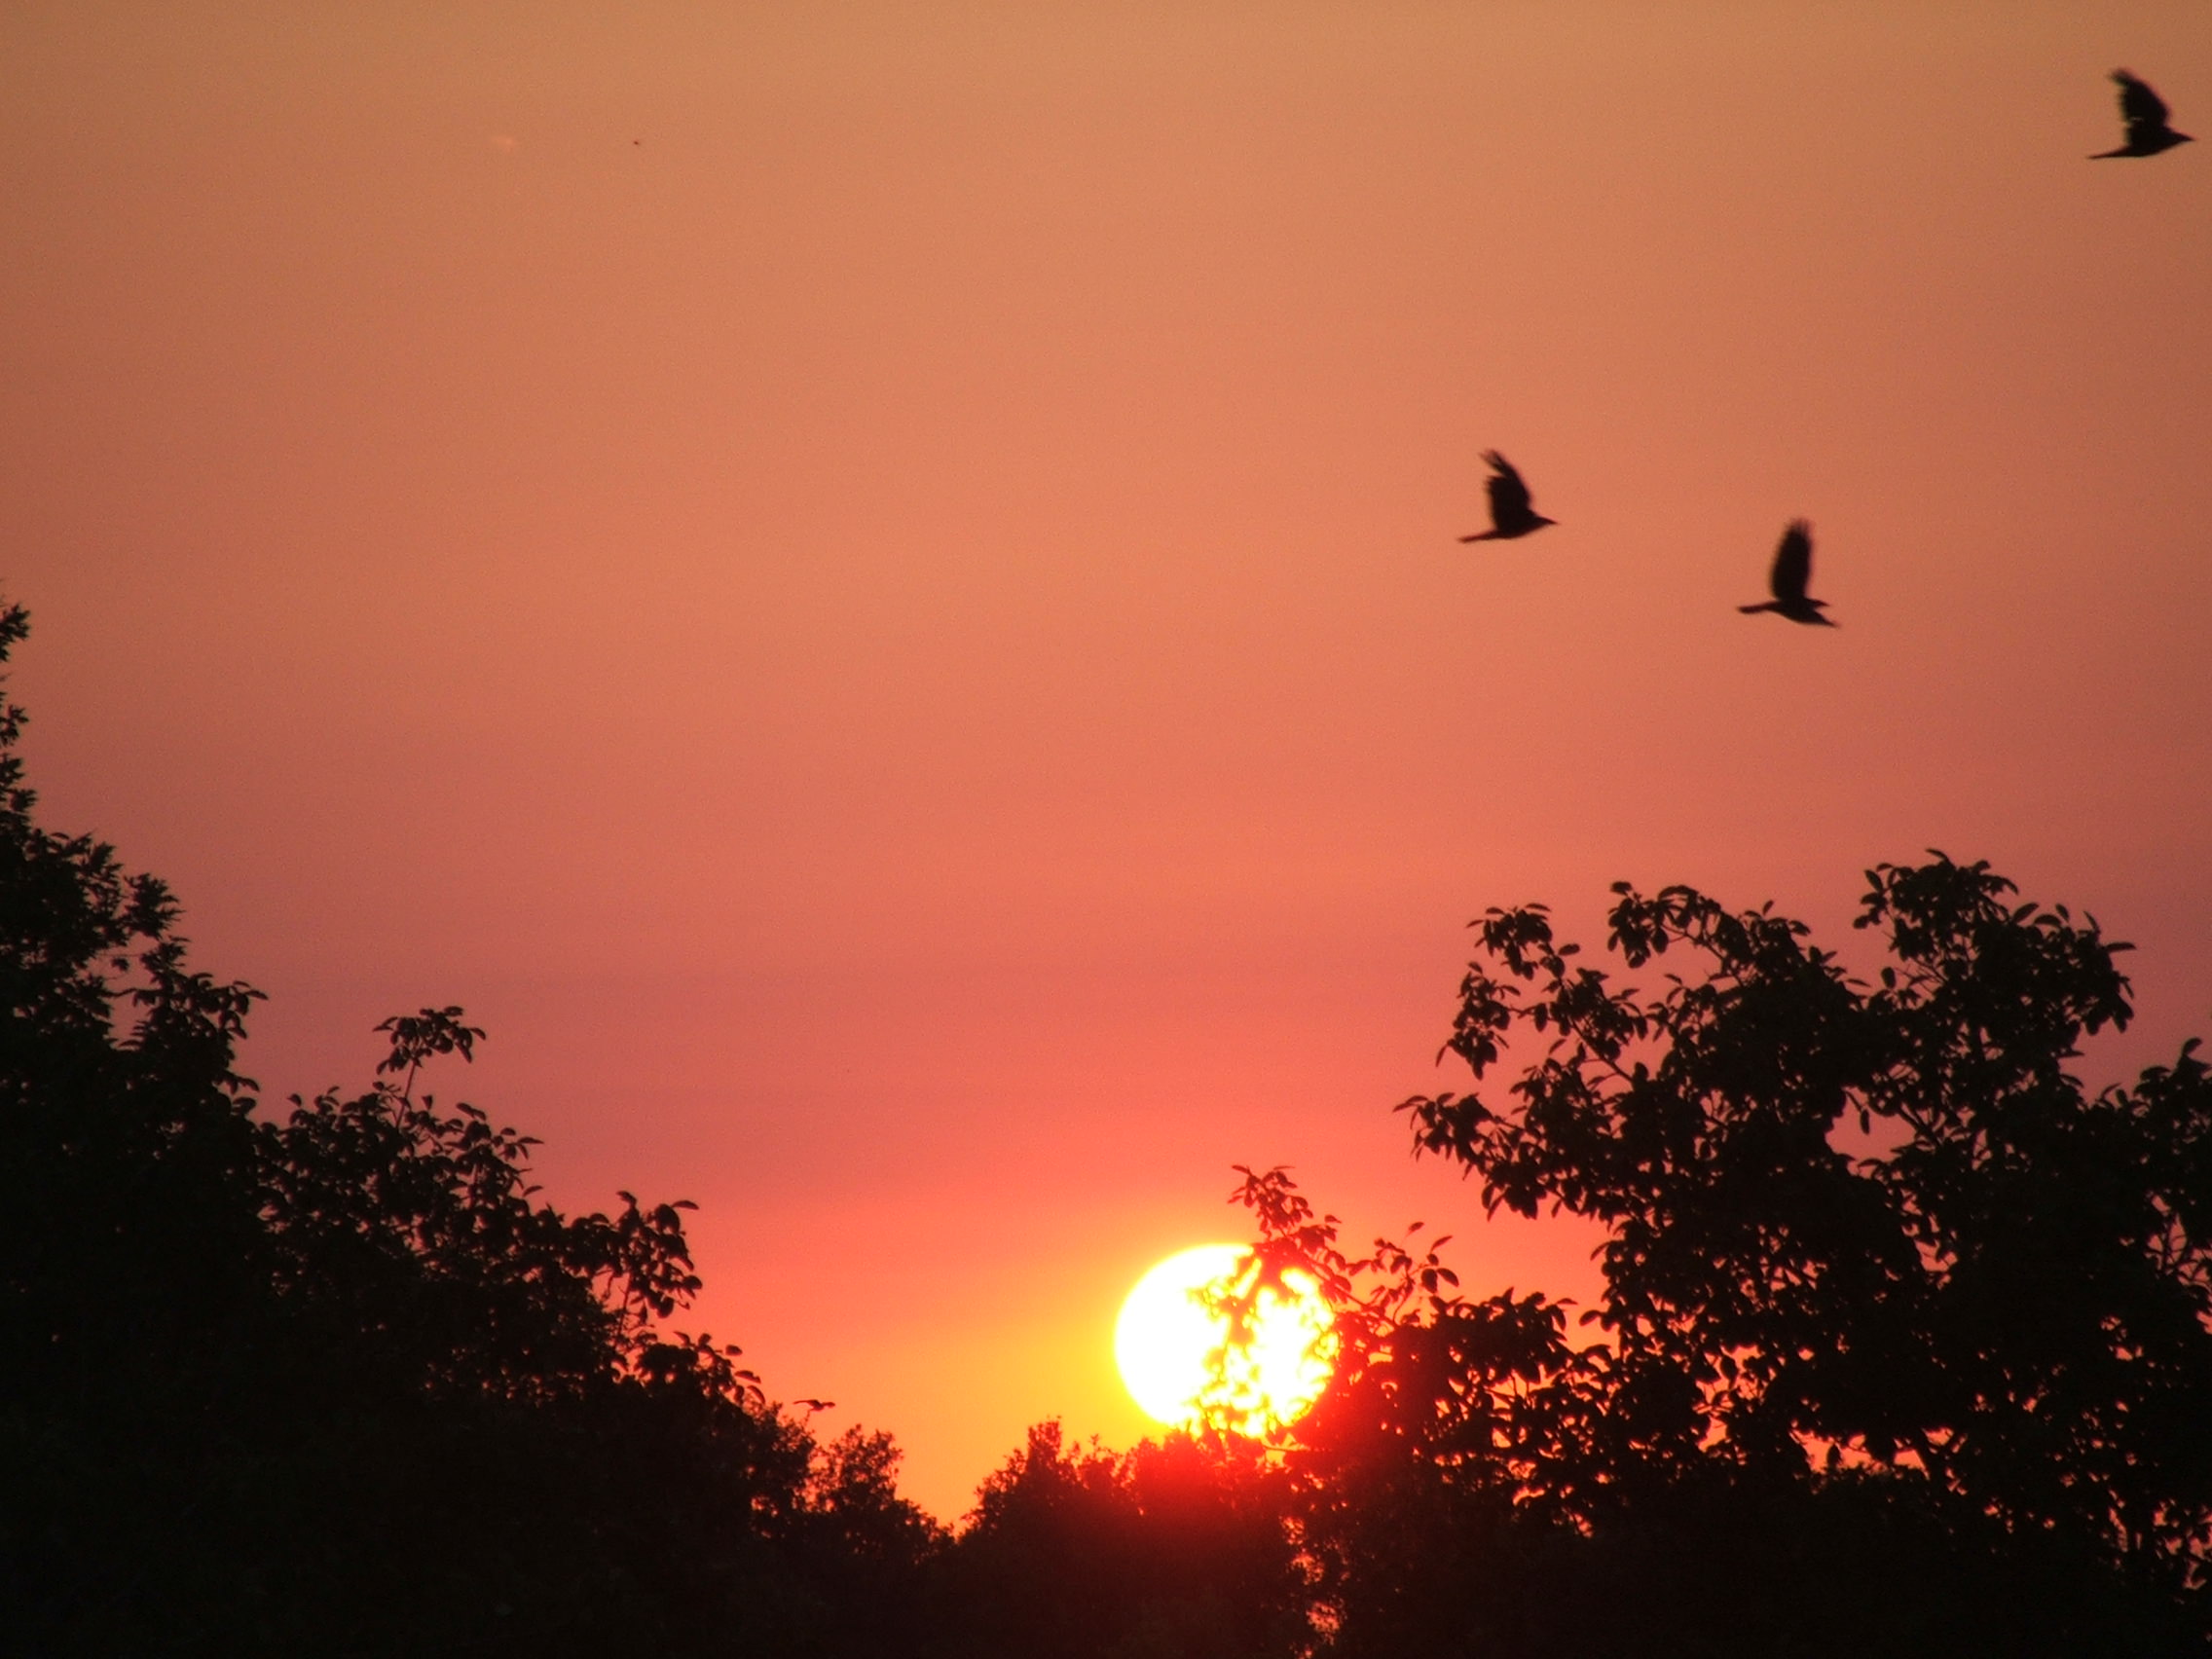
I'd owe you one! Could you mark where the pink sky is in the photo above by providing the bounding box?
[4,2,2208,1519]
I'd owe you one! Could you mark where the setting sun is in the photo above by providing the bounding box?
[1114,1243,1337,1436]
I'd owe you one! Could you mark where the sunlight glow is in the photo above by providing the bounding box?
[1114,1243,1336,1436]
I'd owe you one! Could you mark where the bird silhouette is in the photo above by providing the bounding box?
[2091,70,2193,158]
[1458,452,1557,542]
[1738,520,1835,626]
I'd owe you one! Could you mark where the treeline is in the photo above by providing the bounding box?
[4,588,2209,1658]
[0,592,921,1653]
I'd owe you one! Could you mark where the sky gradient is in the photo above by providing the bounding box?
[4,1,2208,1520]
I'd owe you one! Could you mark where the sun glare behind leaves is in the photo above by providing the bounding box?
[1114,1243,1336,1436]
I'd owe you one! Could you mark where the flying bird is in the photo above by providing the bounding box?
[2091,70,2193,158]
[1738,520,1835,626]
[1458,452,1557,542]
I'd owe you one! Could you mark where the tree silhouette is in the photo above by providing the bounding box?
[12,572,2209,1654]
[1407,860,2212,1563]
[0,599,940,1654]
[1223,857,2210,1653]
[929,1420,1309,1659]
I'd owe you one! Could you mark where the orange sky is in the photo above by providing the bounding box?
[4,2,2208,1520]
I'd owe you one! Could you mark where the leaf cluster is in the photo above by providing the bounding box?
[0,605,940,1654]
[1388,859,2212,1584]
[933,1420,1311,1659]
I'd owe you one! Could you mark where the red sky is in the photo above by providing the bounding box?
[4,1,2208,1520]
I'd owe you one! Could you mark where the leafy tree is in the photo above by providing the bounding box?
[259,1004,734,1412]
[0,599,940,1655]
[1230,859,2212,1653]
[930,1420,1310,1659]
[1405,862,2212,1568]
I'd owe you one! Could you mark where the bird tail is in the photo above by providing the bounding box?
[1738,603,1777,613]
[1459,531,1500,542]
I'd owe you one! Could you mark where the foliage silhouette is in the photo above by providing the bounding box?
[0,599,940,1655]
[1222,857,2211,1654]
[927,1420,1310,1659]
[10,579,2210,1656]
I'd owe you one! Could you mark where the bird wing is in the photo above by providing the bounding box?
[2116,70,2171,133]
[1769,520,1813,603]
[1483,451,1533,520]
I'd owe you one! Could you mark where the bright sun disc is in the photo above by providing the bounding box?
[1115,1243,1336,1435]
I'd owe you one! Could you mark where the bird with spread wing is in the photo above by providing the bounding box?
[1738,520,1836,627]
[2091,70,2193,159]
[1458,451,1557,542]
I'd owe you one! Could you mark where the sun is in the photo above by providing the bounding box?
[1114,1242,1337,1436]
